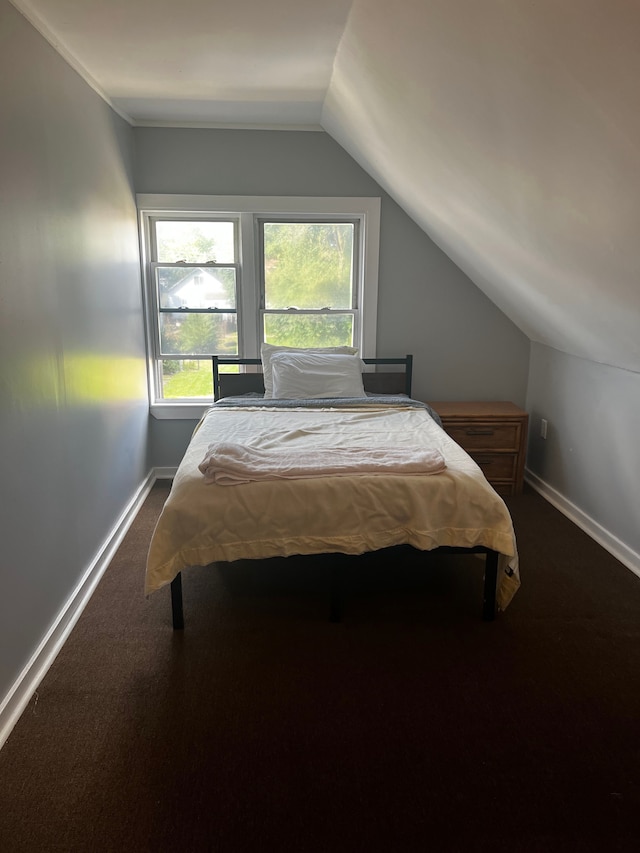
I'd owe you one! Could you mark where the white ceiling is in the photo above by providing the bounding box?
[12,0,640,373]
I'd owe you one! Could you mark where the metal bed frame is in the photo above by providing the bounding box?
[170,548,498,628]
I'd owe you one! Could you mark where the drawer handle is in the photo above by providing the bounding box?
[475,456,494,465]
[465,428,494,435]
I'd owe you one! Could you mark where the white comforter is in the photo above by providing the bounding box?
[146,403,520,609]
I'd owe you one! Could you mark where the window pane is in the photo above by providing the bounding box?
[263,313,353,348]
[160,313,238,356]
[263,222,354,309]
[155,220,235,263]
[157,267,236,309]
[162,360,213,399]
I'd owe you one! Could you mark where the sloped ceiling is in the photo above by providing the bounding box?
[324,0,640,374]
[11,0,640,373]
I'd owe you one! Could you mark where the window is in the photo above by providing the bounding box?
[138,195,380,416]
[260,220,357,349]
[147,217,239,401]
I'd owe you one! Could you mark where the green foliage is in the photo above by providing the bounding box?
[161,313,238,356]
[156,221,233,264]
[162,361,212,399]
[179,314,218,353]
[162,359,181,375]
[264,314,353,348]
[264,222,353,310]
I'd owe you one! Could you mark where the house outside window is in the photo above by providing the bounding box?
[138,195,380,417]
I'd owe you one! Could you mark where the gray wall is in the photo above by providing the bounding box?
[526,344,640,565]
[0,2,149,709]
[135,127,530,467]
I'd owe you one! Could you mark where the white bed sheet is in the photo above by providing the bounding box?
[146,403,520,609]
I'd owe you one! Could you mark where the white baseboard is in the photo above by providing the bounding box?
[154,466,177,479]
[0,470,157,751]
[525,469,640,580]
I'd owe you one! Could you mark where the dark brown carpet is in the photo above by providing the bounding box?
[1,483,639,852]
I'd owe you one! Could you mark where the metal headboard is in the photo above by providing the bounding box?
[212,355,413,401]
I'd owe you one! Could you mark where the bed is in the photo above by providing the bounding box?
[146,351,520,627]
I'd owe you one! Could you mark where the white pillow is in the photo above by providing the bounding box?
[260,343,358,398]
[270,351,366,399]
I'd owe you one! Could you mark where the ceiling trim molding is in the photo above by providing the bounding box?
[132,119,324,132]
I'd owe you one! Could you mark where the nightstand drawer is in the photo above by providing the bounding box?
[470,453,517,481]
[446,422,521,452]
[429,401,529,496]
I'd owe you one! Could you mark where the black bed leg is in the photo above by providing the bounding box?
[329,563,342,623]
[482,551,498,621]
[171,573,184,630]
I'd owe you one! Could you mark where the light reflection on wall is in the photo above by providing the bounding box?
[4,352,148,410]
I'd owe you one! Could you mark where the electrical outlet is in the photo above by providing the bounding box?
[540,418,548,439]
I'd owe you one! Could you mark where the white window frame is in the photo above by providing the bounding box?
[137,194,380,418]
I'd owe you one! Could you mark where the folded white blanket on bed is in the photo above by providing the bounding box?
[198,442,446,485]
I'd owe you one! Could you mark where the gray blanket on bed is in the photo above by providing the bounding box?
[213,395,443,428]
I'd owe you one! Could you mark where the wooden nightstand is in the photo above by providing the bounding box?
[428,401,529,496]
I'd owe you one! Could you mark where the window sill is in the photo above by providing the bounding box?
[150,403,213,420]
